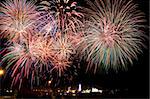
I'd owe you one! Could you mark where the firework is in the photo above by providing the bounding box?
[53,33,75,59]
[78,0,146,73]
[1,0,146,89]
[1,35,55,88]
[34,11,58,37]
[1,43,29,88]
[51,58,71,77]
[51,33,76,76]
[0,0,38,42]
[28,35,55,65]
[37,0,84,34]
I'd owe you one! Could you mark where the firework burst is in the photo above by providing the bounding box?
[51,58,71,77]
[0,0,147,89]
[33,11,58,37]
[1,35,55,88]
[37,0,84,34]
[0,0,38,42]
[51,33,76,76]
[53,33,75,59]
[1,43,30,89]
[28,35,55,65]
[78,0,146,72]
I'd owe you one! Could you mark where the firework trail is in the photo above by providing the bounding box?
[0,0,82,88]
[37,0,84,35]
[51,58,71,77]
[1,35,55,88]
[1,43,31,89]
[28,35,55,65]
[53,33,75,59]
[51,33,76,76]
[78,0,146,73]
[0,33,76,88]
[0,0,38,43]
[0,0,146,89]
[34,11,58,37]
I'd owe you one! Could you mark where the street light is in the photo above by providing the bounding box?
[48,80,52,84]
[0,69,4,77]
[0,69,5,96]
[48,80,52,87]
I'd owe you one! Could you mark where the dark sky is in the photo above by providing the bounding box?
[76,0,149,98]
[0,0,149,98]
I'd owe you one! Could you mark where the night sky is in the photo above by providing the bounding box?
[76,0,149,98]
[0,0,149,98]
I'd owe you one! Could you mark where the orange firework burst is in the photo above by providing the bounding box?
[51,33,76,76]
[53,33,76,59]
[51,58,71,77]
[28,35,55,64]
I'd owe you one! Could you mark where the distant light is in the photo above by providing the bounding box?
[58,89,60,92]
[72,93,76,96]
[46,92,48,95]
[71,90,76,93]
[68,86,71,91]
[66,90,69,93]
[10,90,12,93]
[6,90,9,92]
[92,88,98,92]
[0,69,4,76]
[99,90,103,93]
[91,88,103,93]
[78,84,81,91]
[60,93,62,95]
[48,80,52,84]
[81,89,91,93]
